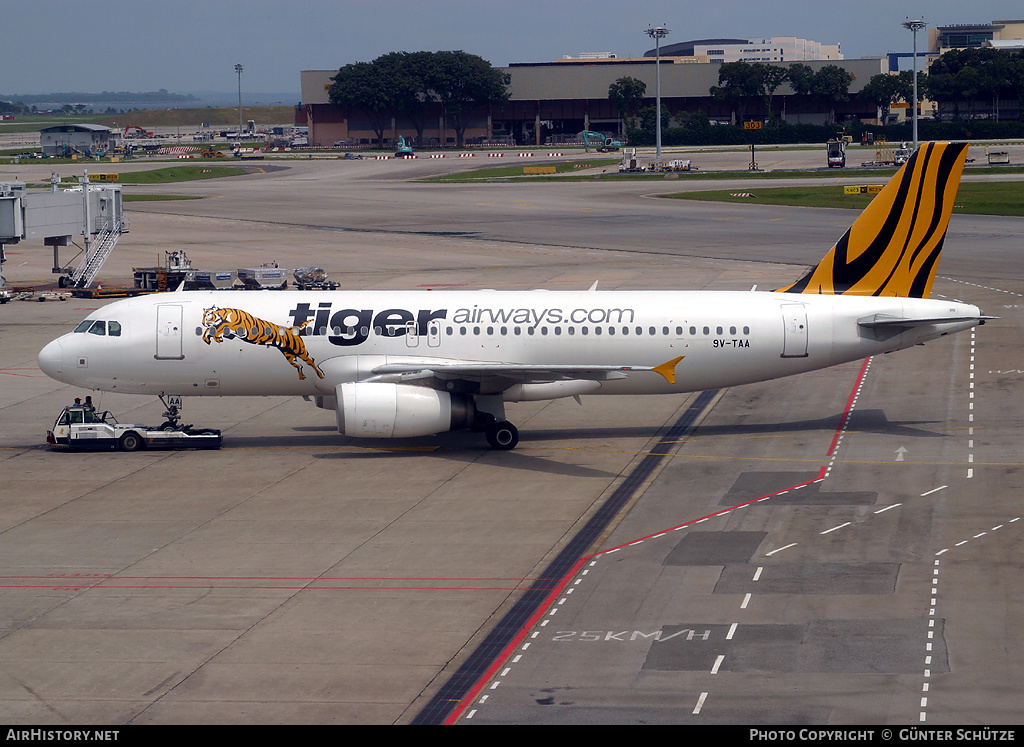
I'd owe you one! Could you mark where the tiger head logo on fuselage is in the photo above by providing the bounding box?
[201,306,324,381]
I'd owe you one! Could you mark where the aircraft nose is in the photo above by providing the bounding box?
[38,339,64,382]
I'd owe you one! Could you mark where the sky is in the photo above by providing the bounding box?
[3,0,1023,99]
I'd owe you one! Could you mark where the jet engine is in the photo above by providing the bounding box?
[335,382,473,439]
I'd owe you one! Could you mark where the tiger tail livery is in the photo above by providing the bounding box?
[775,141,970,299]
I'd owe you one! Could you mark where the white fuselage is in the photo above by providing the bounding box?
[38,289,980,399]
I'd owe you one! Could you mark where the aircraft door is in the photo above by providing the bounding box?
[155,304,184,360]
[780,303,808,358]
[405,320,419,348]
[427,320,441,347]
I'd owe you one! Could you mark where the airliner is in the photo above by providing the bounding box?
[38,141,986,450]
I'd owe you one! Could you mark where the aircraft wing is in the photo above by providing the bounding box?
[369,356,684,385]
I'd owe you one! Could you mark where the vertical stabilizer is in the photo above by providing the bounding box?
[776,141,969,298]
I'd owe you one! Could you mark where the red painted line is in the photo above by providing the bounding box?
[444,359,870,722]
[444,467,829,724]
[827,357,870,457]
[444,556,588,724]
[2,574,558,582]
[0,573,562,594]
[1,584,553,592]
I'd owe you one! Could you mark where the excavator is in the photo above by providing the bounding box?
[579,131,622,153]
[395,135,415,157]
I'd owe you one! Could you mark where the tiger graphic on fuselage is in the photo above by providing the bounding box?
[201,306,324,381]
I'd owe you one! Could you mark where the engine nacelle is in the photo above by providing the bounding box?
[336,382,473,439]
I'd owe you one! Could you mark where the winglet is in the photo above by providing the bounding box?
[652,356,684,384]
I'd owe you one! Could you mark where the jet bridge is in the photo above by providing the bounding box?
[0,173,125,290]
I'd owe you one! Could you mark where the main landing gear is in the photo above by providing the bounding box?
[485,420,519,450]
[473,410,519,450]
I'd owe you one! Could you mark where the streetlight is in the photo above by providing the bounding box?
[902,19,925,152]
[645,25,669,169]
[235,63,244,141]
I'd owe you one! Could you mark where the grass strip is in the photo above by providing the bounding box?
[662,180,1024,217]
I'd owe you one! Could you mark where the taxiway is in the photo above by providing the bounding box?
[0,148,1020,724]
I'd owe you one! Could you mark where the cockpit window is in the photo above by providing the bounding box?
[73,320,120,336]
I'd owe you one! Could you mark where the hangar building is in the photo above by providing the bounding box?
[300,56,887,148]
[39,124,115,157]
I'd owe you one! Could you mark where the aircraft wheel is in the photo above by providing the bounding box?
[119,432,143,452]
[486,421,519,450]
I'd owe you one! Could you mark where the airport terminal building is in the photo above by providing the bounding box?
[299,55,887,149]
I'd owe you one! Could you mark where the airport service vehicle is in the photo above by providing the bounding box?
[293,267,340,291]
[619,148,642,172]
[46,404,221,451]
[37,142,985,451]
[826,139,846,168]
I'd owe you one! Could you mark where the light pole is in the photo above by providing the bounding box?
[902,19,925,152]
[645,25,669,169]
[235,63,244,141]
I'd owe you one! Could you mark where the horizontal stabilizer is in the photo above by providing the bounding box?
[857,313,993,328]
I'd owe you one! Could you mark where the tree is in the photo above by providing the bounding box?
[608,76,646,136]
[758,65,789,121]
[331,51,509,148]
[425,51,510,147]
[786,63,815,96]
[710,62,790,124]
[783,63,852,124]
[812,65,854,123]
[374,51,437,146]
[927,47,1024,121]
[710,61,760,123]
[858,72,914,123]
[329,61,395,145]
